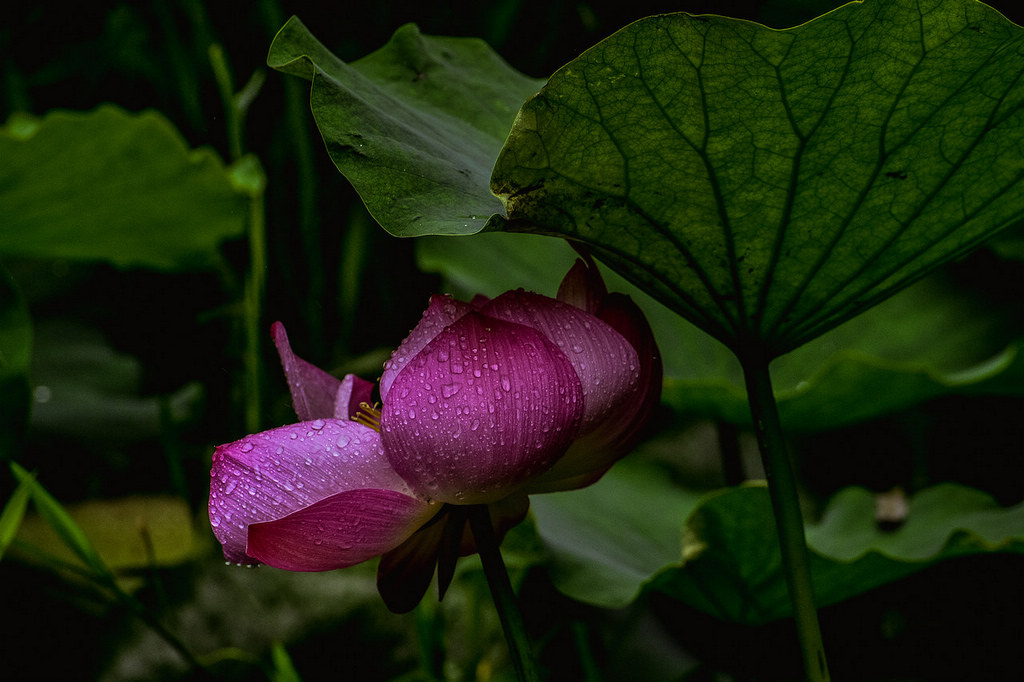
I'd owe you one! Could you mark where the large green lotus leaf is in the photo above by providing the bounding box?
[491,0,1024,357]
[418,232,1023,431]
[0,105,248,270]
[669,271,1024,429]
[417,232,734,382]
[533,469,1024,621]
[530,458,704,607]
[267,18,544,236]
[0,266,31,458]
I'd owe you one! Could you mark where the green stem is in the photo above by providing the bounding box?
[209,42,266,434]
[742,358,830,682]
[466,505,541,682]
[243,188,267,434]
[209,43,243,162]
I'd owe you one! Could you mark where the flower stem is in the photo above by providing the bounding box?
[466,505,541,682]
[742,358,830,682]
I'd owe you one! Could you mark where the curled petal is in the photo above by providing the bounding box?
[380,312,584,505]
[525,292,663,493]
[209,419,416,565]
[380,295,473,403]
[377,512,448,613]
[556,257,607,314]
[247,488,437,571]
[272,322,373,420]
[481,290,639,433]
[596,292,663,447]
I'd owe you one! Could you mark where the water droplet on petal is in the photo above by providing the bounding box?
[311,419,325,430]
[442,383,460,398]
[224,480,237,494]
[239,442,254,453]
[500,376,511,392]
[336,435,350,448]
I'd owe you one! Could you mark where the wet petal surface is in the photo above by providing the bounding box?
[482,290,639,433]
[380,311,583,504]
[380,295,473,403]
[209,419,413,564]
[247,488,437,571]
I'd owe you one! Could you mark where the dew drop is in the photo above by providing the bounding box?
[442,383,461,398]
[500,376,512,392]
[223,480,237,495]
[336,435,350,448]
[239,442,254,453]
[210,515,221,527]
[311,419,326,430]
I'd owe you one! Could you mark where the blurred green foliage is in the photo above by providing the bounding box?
[1,2,1023,681]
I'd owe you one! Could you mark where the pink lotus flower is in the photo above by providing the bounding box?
[209,258,661,611]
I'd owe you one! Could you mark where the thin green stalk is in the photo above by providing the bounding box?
[741,358,830,682]
[466,505,541,682]
[209,43,267,433]
[244,188,267,434]
[209,43,243,162]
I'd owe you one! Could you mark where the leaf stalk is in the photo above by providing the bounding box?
[742,358,830,682]
[466,504,541,682]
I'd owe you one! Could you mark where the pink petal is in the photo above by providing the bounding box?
[556,257,607,314]
[595,292,663,447]
[247,488,437,571]
[377,512,448,613]
[379,295,473,403]
[526,293,663,493]
[272,322,373,420]
[336,374,376,420]
[380,311,584,505]
[209,419,417,565]
[481,290,639,434]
